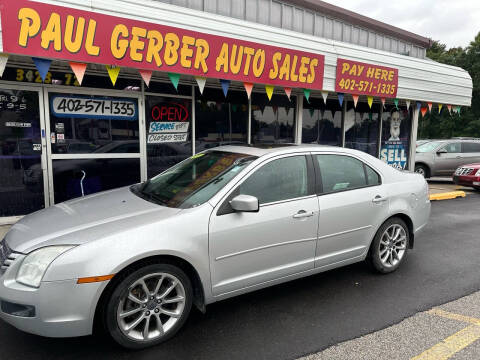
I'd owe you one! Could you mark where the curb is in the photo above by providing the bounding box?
[429,191,466,201]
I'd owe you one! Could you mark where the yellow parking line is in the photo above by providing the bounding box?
[410,309,480,360]
[429,191,466,201]
[410,324,480,360]
[427,308,480,326]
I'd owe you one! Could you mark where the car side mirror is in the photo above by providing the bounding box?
[230,194,259,213]
[436,149,447,155]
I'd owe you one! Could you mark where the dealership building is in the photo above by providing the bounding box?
[0,0,473,223]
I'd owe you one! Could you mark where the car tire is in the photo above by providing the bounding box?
[368,217,410,274]
[414,164,429,178]
[104,263,193,349]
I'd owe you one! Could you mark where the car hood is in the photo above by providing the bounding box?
[461,163,480,169]
[5,187,182,253]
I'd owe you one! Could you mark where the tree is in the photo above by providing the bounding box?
[418,34,480,139]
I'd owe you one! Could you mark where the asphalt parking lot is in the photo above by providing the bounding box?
[1,193,480,360]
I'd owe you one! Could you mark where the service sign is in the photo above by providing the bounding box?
[335,59,398,98]
[0,0,325,90]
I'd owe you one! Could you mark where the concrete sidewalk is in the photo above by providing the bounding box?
[299,291,480,360]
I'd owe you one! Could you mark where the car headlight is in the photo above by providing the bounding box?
[476,169,480,176]
[16,246,75,288]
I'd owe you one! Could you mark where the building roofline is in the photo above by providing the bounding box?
[285,0,432,49]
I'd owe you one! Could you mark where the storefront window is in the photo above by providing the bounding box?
[345,101,380,156]
[0,89,45,216]
[49,93,140,154]
[302,98,342,146]
[145,96,192,179]
[195,88,248,152]
[380,106,412,170]
[52,158,140,203]
[252,93,296,143]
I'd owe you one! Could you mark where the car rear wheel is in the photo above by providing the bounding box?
[414,164,429,178]
[368,217,409,274]
[105,264,193,349]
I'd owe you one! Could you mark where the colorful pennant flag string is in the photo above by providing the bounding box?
[220,79,230,97]
[0,54,8,78]
[352,94,359,108]
[416,102,422,110]
[338,93,344,107]
[33,57,52,82]
[168,72,181,91]
[380,98,386,108]
[447,104,452,114]
[438,104,443,113]
[406,100,411,109]
[284,87,292,101]
[394,98,399,108]
[427,102,432,113]
[367,96,373,109]
[321,91,328,104]
[138,69,152,88]
[265,85,274,101]
[105,65,121,86]
[420,107,428,117]
[456,106,461,114]
[69,62,87,86]
[195,76,207,94]
[243,82,253,99]
[304,89,311,103]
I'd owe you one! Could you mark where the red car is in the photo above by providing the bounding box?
[453,164,480,190]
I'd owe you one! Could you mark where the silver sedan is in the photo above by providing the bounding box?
[0,145,431,349]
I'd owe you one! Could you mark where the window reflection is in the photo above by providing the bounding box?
[302,98,342,146]
[195,88,248,152]
[53,158,140,203]
[252,93,296,143]
[345,101,380,156]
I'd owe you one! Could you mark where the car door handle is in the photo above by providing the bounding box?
[372,195,388,204]
[293,210,314,219]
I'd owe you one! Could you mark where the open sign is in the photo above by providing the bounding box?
[151,102,189,122]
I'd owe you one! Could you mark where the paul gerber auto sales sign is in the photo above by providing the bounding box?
[0,0,325,90]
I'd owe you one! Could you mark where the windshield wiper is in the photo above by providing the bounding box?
[140,189,168,206]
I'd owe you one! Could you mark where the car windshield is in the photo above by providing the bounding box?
[416,141,442,153]
[133,151,256,208]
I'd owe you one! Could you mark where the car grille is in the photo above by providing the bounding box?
[455,167,474,176]
[0,239,19,275]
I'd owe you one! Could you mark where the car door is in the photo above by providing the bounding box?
[435,142,462,175]
[313,153,387,268]
[209,154,319,296]
[461,142,480,166]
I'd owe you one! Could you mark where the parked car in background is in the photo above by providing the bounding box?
[416,139,432,147]
[0,145,430,349]
[453,164,480,190]
[415,139,480,178]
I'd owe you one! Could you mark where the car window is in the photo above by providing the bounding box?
[462,142,480,153]
[416,141,442,153]
[316,155,369,193]
[441,143,461,153]
[239,156,309,204]
[365,165,381,185]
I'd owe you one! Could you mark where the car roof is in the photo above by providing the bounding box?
[211,144,359,157]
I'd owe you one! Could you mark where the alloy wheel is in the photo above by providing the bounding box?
[378,224,407,268]
[116,272,186,342]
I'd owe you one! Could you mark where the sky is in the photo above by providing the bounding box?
[321,0,480,49]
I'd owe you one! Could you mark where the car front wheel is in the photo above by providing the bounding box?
[368,217,409,274]
[414,164,429,178]
[105,263,193,349]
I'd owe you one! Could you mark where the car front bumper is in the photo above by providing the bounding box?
[453,175,480,188]
[0,256,106,338]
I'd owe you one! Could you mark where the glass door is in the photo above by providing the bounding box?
[0,85,48,216]
[44,88,145,204]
